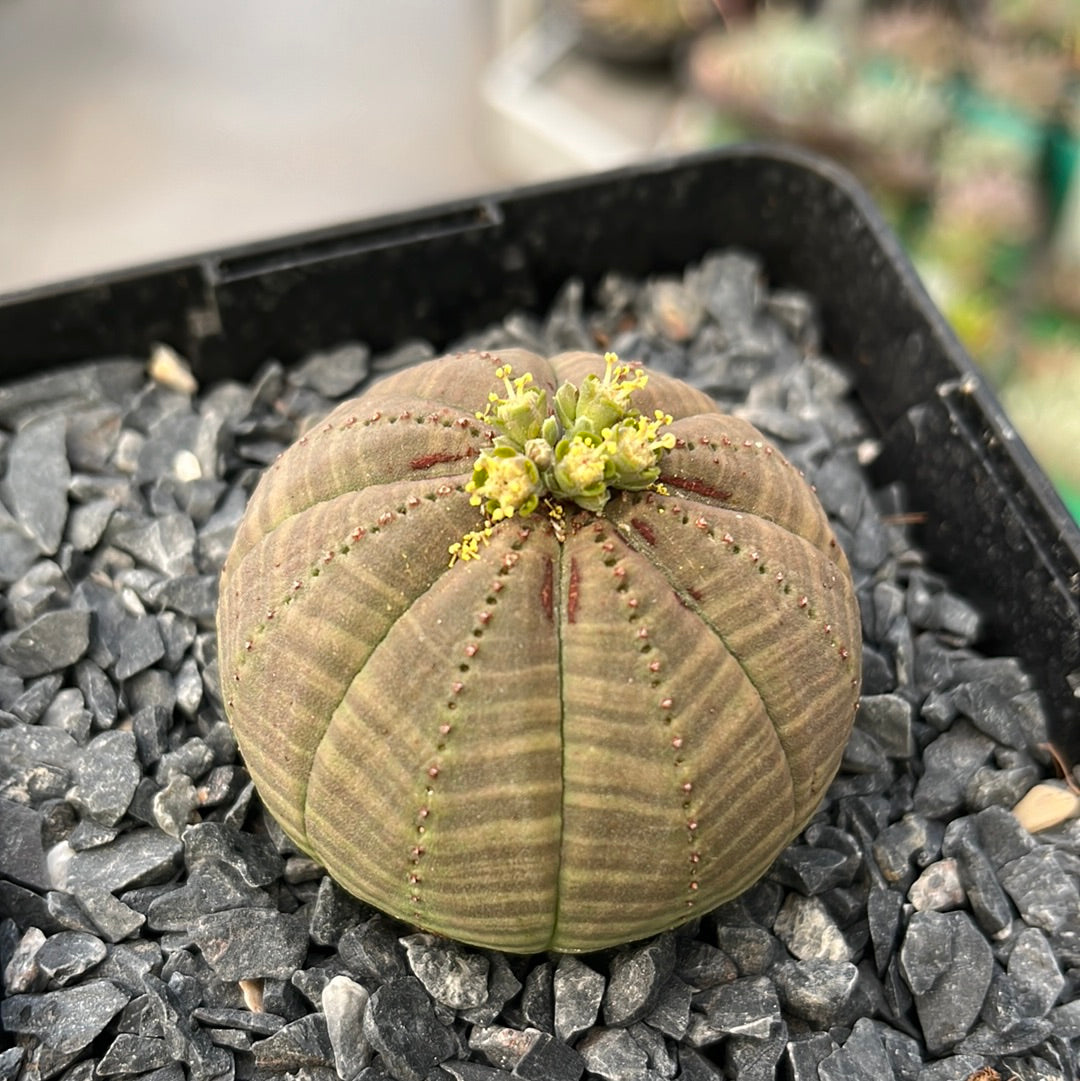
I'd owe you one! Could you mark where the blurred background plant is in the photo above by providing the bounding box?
[506,0,1080,518]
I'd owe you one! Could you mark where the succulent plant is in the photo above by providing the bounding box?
[217,349,861,953]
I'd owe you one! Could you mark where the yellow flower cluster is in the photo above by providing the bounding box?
[449,353,675,564]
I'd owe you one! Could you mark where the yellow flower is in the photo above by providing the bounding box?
[466,446,542,523]
[452,353,676,560]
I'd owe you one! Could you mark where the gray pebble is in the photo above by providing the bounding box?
[1050,998,1080,1038]
[763,288,818,349]
[126,668,177,717]
[441,1062,514,1081]
[371,338,435,373]
[953,655,1033,696]
[112,614,165,681]
[855,694,913,758]
[2,413,70,555]
[770,844,855,895]
[251,1013,334,1071]
[773,894,853,962]
[908,858,965,912]
[602,933,675,1027]
[182,820,284,885]
[773,959,860,1028]
[576,1026,649,1081]
[362,975,456,1081]
[65,828,182,893]
[0,664,23,707]
[460,951,522,1027]
[880,1025,923,1081]
[688,251,761,328]
[644,975,694,1040]
[290,343,370,398]
[519,960,555,1034]
[338,915,408,983]
[45,889,100,936]
[0,800,51,892]
[128,1065,183,1081]
[67,814,120,851]
[0,1048,25,1081]
[191,908,307,980]
[70,730,141,826]
[4,926,46,993]
[96,1033,172,1075]
[712,924,783,976]
[0,504,42,584]
[899,910,993,1053]
[65,883,145,944]
[73,659,117,729]
[308,875,366,948]
[511,1028,585,1081]
[0,980,130,1053]
[1006,927,1064,1017]
[981,963,1032,1037]
[133,704,171,766]
[34,930,106,987]
[941,817,1014,938]
[951,681,1025,750]
[914,721,996,819]
[627,1022,676,1078]
[675,939,738,989]
[141,972,232,1081]
[401,932,489,1010]
[998,847,1080,935]
[1009,690,1050,757]
[964,764,1040,811]
[157,611,196,669]
[151,774,199,838]
[0,610,90,677]
[66,404,122,472]
[155,737,213,786]
[784,1032,839,1081]
[322,974,372,1080]
[9,561,68,627]
[973,804,1036,869]
[677,1046,728,1081]
[687,975,780,1047]
[9,673,64,724]
[817,1018,893,1081]
[808,453,866,531]
[66,498,116,551]
[106,511,196,578]
[955,1017,1053,1057]
[149,574,217,621]
[191,1005,285,1036]
[926,591,982,643]
[40,686,89,736]
[553,953,605,1043]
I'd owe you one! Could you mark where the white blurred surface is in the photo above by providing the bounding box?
[0,0,507,293]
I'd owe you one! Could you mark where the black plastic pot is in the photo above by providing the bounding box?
[2,144,1078,758]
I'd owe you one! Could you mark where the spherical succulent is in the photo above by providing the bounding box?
[217,349,862,953]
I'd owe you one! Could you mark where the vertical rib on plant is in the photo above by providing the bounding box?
[218,348,861,953]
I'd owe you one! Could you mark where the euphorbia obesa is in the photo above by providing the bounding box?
[218,348,861,952]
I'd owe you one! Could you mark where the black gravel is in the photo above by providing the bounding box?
[1,250,1078,1081]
